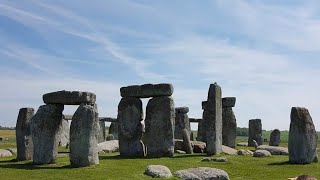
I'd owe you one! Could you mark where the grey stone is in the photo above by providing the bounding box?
[221,145,237,155]
[31,104,63,164]
[253,150,272,157]
[43,90,96,105]
[190,132,194,141]
[176,150,186,154]
[98,121,106,143]
[176,107,189,114]
[201,157,228,162]
[106,134,114,141]
[0,149,13,157]
[6,148,17,155]
[237,149,253,156]
[174,139,184,151]
[63,114,73,120]
[97,140,119,153]
[145,96,175,158]
[118,97,145,157]
[70,103,99,167]
[204,83,222,155]
[252,140,259,148]
[16,108,34,161]
[108,122,119,140]
[201,101,207,110]
[192,141,206,153]
[237,142,248,146]
[100,117,118,122]
[120,83,174,98]
[257,145,288,155]
[222,97,236,108]
[182,129,193,154]
[58,119,69,147]
[174,108,191,140]
[289,107,318,164]
[296,175,318,180]
[196,118,206,142]
[269,129,281,146]
[144,165,173,178]
[222,107,236,148]
[248,119,262,147]
[175,167,230,180]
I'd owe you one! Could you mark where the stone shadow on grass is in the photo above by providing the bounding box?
[268,161,292,166]
[0,162,76,170]
[99,153,207,160]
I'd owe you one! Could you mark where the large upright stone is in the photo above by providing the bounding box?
[269,129,280,146]
[248,119,262,147]
[70,103,99,167]
[204,83,222,155]
[31,104,64,164]
[120,83,173,98]
[289,107,317,164]
[58,119,70,147]
[174,107,191,139]
[16,108,34,161]
[108,122,119,140]
[182,129,193,154]
[118,97,145,157]
[145,96,175,157]
[43,90,96,105]
[196,119,206,142]
[98,121,106,143]
[222,107,237,148]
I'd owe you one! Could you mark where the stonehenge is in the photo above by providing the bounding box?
[222,97,237,148]
[269,129,280,146]
[248,119,262,147]
[174,107,191,140]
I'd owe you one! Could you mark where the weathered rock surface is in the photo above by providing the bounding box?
[204,83,222,155]
[6,148,17,155]
[144,165,173,178]
[70,103,99,167]
[222,145,238,155]
[145,96,175,158]
[118,97,145,157]
[176,107,189,114]
[58,119,69,147]
[31,104,63,164]
[108,122,119,140]
[175,140,206,153]
[257,145,288,155]
[248,119,262,147]
[253,150,272,157]
[16,107,34,161]
[182,129,193,154]
[98,121,106,143]
[269,129,281,146]
[175,167,230,180]
[222,97,236,108]
[237,149,253,156]
[202,101,207,110]
[175,107,191,140]
[97,140,119,153]
[222,107,236,148]
[43,90,96,105]
[196,118,206,142]
[0,149,13,157]
[289,107,318,164]
[202,157,228,162]
[120,83,173,98]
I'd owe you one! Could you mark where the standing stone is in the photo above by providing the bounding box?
[269,129,280,146]
[182,129,193,154]
[145,96,175,157]
[222,107,237,148]
[98,121,106,143]
[70,103,99,167]
[118,97,145,157]
[248,119,262,147]
[289,107,317,164]
[196,119,206,142]
[174,107,191,140]
[108,122,119,140]
[16,108,34,161]
[204,83,222,155]
[31,104,64,164]
[58,119,70,147]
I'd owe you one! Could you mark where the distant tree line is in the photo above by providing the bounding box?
[0,126,15,130]
[237,127,248,136]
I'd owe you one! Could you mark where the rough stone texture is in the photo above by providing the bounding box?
[192,141,206,153]
[175,167,230,180]
[269,129,281,146]
[145,96,175,158]
[174,108,191,140]
[253,150,272,157]
[58,119,69,147]
[70,103,99,167]
[204,83,222,155]
[120,83,174,98]
[97,140,119,153]
[237,149,253,156]
[100,117,117,122]
[248,119,262,147]
[16,108,34,161]
[202,157,228,162]
[289,107,318,164]
[257,145,288,155]
[182,129,193,154]
[98,121,106,143]
[6,148,17,155]
[63,114,73,120]
[108,122,119,140]
[202,101,207,110]
[196,118,206,142]
[118,97,145,157]
[176,107,189,114]
[296,175,318,180]
[222,97,236,108]
[222,107,236,148]
[221,145,238,155]
[144,165,173,178]
[0,149,13,157]
[237,142,248,146]
[31,104,64,164]
[43,90,96,105]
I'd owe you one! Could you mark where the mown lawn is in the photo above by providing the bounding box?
[1,130,319,179]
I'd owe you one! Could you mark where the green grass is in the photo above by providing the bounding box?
[1,130,319,179]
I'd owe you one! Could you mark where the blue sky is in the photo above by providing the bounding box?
[0,0,319,130]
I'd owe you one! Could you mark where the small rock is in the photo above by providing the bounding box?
[253,150,272,157]
[6,148,17,155]
[237,149,254,156]
[201,157,228,162]
[144,165,173,178]
[0,149,13,157]
[222,145,237,155]
[175,167,230,180]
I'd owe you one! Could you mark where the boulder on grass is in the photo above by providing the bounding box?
[144,165,172,178]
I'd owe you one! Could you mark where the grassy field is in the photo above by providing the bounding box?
[1,130,319,179]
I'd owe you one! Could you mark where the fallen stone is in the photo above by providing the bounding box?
[269,129,281,146]
[192,141,206,153]
[222,145,238,155]
[257,145,288,155]
[175,167,230,180]
[43,90,96,105]
[97,140,119,153]
[253,150,272,157]
[222,97,236,108]
[0,149,13,157]
[121,83,174,98]
[6,148,17,155]
[237,149,253,156]
[237,142,248,147]
[144,165,173,178]
[201,157,228,162]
